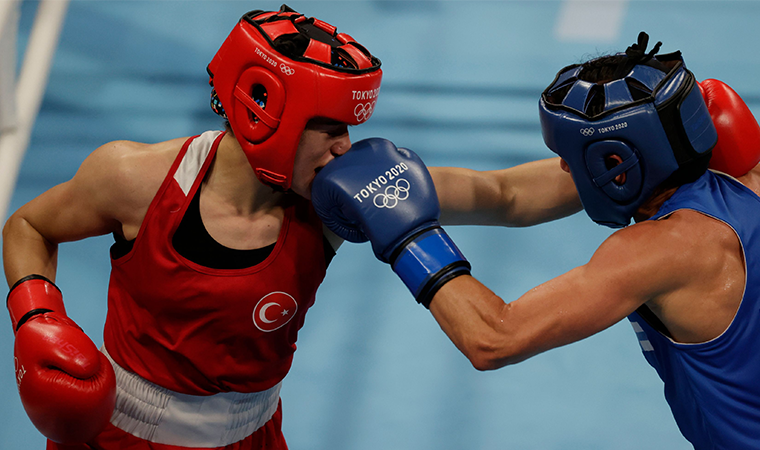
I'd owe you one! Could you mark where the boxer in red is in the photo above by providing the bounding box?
[3,5,581,449]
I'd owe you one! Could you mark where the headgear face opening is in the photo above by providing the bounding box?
[538,32,717,228]
[208,4,382,190]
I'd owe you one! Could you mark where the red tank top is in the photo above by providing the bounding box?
[104,131,327,395]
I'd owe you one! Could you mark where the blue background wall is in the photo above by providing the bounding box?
[3,1,759,448]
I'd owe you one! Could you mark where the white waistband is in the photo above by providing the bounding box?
[103,348,282,447]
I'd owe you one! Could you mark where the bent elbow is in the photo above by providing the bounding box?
[468,355,502,372]
[2,212,19,242]
[462,334,527,372]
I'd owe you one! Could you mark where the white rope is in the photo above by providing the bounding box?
[0,0,20,134]
[0,0,70,222]
[0,0,20,43]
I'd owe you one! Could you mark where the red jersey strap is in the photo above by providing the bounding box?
[104,130,327,393]
[113,131,224,265]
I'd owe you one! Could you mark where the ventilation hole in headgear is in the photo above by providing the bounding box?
[272,33,310,59]
[270,18,340,62]
[295,18,340,49]
[546,84,573,105]
[250,85,268,124]
[331,48,357,69]
[626,78,652,101]
[585,84,606,118]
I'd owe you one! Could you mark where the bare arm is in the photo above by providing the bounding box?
[430,157,581,227]
[2,139,177,286]
[3,146,121,285]
[426,214,732,370]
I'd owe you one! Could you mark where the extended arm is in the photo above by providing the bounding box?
[310,139,737,371]
[427,213,737,370]
[430,157,581,227]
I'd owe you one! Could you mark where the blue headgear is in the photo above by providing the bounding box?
[539,32,717,228]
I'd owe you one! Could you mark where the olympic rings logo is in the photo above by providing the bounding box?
[580,127,595,137]
[354,101,375,122]
[373,179,410,209]
[280,64,295,76]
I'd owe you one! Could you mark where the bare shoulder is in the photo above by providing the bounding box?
[591,210,740,297]
[83,137,186,182]
[76,137,188,232]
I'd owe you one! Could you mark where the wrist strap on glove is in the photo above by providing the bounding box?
[391,227,471,308]
[7,275,65,333]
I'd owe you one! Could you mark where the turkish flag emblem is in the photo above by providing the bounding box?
[252,292,299,332]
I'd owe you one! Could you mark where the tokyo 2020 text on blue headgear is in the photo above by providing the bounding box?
[539,32,717,228]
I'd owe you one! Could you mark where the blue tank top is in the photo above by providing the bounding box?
[627,170,760,450]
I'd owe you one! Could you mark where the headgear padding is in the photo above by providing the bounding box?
[208,5,382,190]
[539,32,717,228]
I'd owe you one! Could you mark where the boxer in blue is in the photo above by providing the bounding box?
[312,33,760,450]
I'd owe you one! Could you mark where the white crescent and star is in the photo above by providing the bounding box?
[258,303,278,324]
[258,302,290,324]
[253,292,297,332]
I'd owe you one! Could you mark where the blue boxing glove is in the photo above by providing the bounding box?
[312,138,471,307]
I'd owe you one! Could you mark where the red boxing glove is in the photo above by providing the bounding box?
[699,79,760,177]
[7,275,116,445]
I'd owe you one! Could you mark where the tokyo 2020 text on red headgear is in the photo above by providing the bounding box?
[208,4,383,191]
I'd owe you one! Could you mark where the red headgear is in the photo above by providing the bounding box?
[208,5,383,190]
